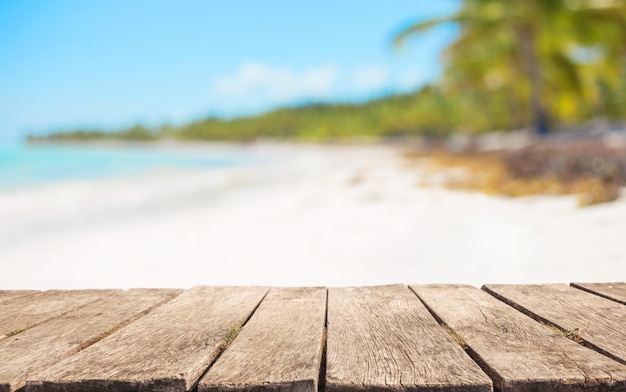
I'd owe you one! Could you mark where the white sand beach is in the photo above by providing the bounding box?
[1,143,625,289]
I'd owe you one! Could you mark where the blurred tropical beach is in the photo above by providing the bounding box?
[1,1,625,289]
[2,140,625,290]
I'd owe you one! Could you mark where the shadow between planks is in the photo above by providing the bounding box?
[0,282,624,392]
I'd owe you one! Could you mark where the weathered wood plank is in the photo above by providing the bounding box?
[199,287,326,392]
[0,290,112,340]
[571,282,626,305]
[412,284,626,392]
[27,286,268,392]
[0,289,179,392]
[326,285,492,392]
[484,283,626,365]
[0,291,37,305]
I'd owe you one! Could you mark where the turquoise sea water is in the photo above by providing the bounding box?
[0,143,255,190]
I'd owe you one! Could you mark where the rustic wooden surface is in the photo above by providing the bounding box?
[0,289,178,392]
[484,283,626,365]
[326,285,492,392]
[199,287,326,392]
[412,284,626,392]
[0,290,109,341]
[571,282,626,305]
[0,283,624,392]
[26,286,268,392]
[0,291,36,305]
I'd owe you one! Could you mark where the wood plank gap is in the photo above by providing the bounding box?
[0,297,102,342]
[317,288,328,392]
[26,286,269,392]
[0,291,38,306]
[198,287,326,392]
[482,284,626,366]
[1,289,181,392]
[188,288,270,392]
[409,286,503,392]
[414,284,626,391]
[74,289,182,354]
[570,283,626,306]
[327,285,492,392]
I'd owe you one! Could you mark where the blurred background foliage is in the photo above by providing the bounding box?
[30,0,626,143]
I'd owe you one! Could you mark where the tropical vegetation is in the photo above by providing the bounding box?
[394,0,626,134]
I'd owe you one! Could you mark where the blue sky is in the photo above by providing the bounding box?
[0,1,459,144]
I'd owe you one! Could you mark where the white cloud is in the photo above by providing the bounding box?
[301,66,337,97]
[396,69,424,91]
[351,66,388,91]
[213,62,338,102]
[210,62,426,115]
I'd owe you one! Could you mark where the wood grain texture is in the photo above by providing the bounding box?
[0,290,111,340]
[413,284,626,392]
[0,291,37,305]
[26,286,268,392]
[484,283,626,365]
[326,285,492,392]
[571,282,626,305]
[199,287,326,392]
[0,289,179,392]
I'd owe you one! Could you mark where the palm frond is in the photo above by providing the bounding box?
[393,15,465,49]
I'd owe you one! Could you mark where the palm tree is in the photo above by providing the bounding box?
[394,0,626,134]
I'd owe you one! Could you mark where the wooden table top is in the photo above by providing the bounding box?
[1,282,625,392]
